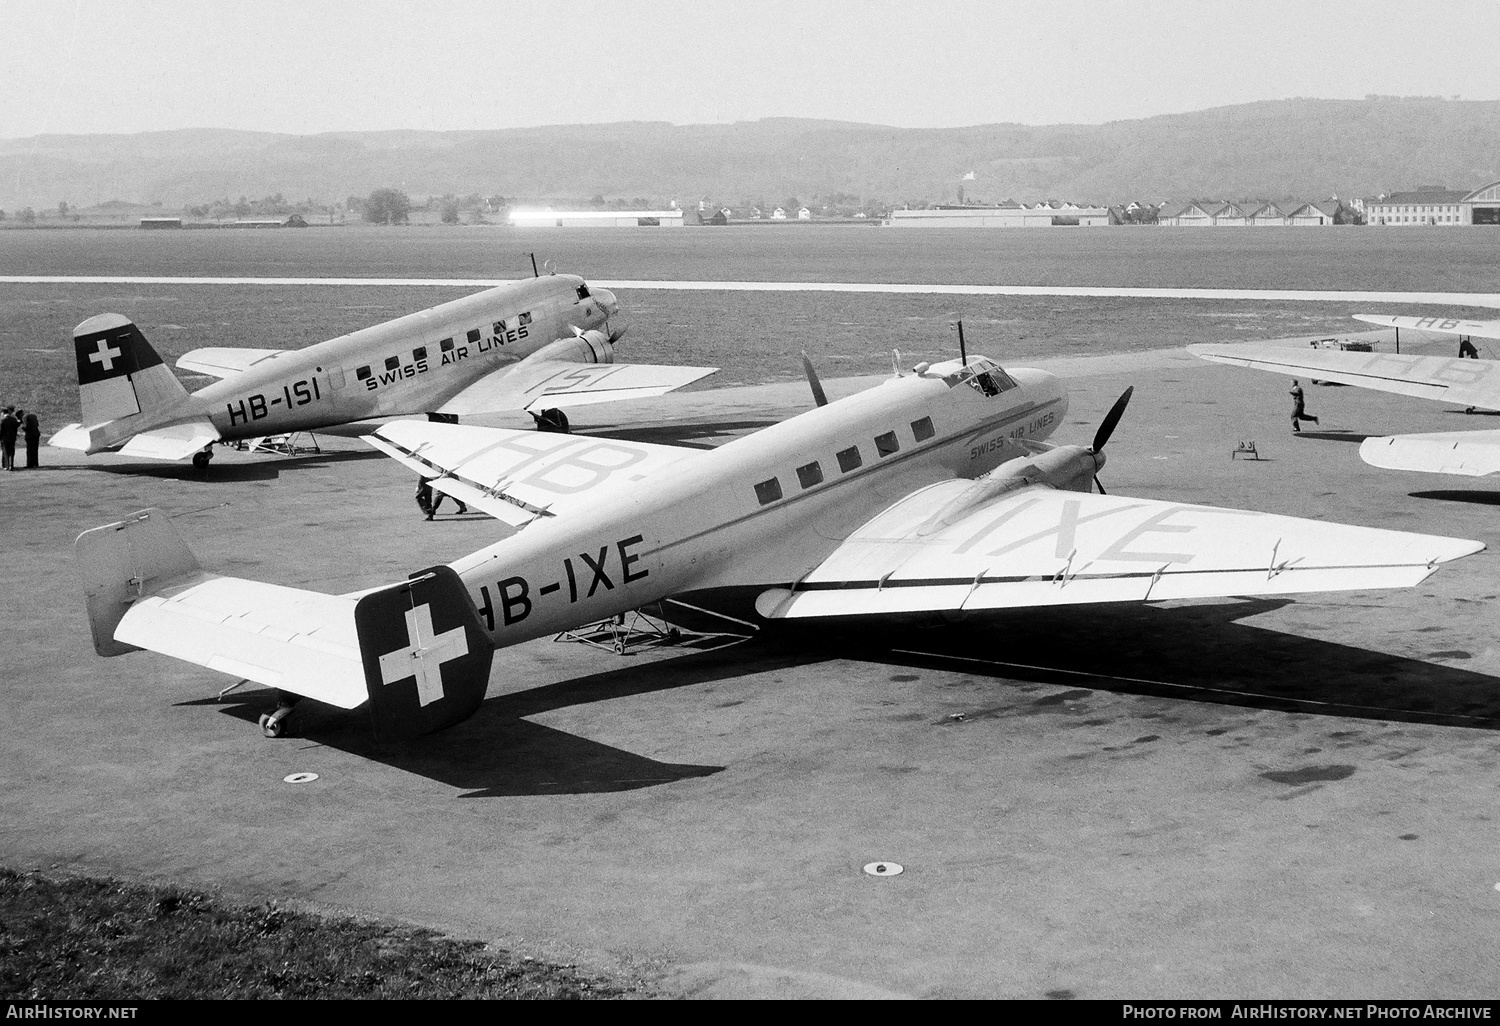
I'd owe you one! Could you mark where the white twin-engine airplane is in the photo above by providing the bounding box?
[77,354,1483,739]
[1191,314,1500,477]
[50,274,716,467]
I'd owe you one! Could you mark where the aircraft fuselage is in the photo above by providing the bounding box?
[446,359,1069,648]
[96,275,616,449]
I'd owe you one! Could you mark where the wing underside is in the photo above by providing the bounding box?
[755,482,1482,619]
[1188,341,1500,408]
[436,361,718,415]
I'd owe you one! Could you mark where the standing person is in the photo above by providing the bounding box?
[0,407,16,471]
[1459,336,1480,359]
[415,477,435,518]
[1290,380,1318,433]
[22,412,40,469]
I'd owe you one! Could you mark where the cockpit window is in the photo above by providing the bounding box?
[943,358,1017,398]
[576,284,591,300]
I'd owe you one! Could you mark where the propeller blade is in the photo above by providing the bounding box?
[1094,474,1106,495]
[1091,385,1134,453]
[802,351,828,407]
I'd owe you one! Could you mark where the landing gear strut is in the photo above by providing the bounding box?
[258,691,300,738]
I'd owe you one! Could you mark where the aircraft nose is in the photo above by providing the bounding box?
[595,288,620,318]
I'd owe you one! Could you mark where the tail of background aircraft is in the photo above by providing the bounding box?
[51,314,208,456]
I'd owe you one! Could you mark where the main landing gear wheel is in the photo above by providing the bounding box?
[258,692,300,738]
[192,447,214,471]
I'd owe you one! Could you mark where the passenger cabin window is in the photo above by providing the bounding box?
[796,462,823,488]
[467,328,481,344]
[356,365,372,381]
[836,446,862,473]
[874,431,900,457]
[384,356,400,371]
[576,284,591,300]
[754,478,783,505]
[440,338,454,352]
[911,416,935,442]
[412,347,427,361]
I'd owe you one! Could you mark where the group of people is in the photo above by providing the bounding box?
[0,407,40,471]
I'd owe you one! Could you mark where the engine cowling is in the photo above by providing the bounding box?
[915,446,1102,537]
[530,330,615,365]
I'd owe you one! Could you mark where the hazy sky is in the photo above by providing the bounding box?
[5,0,1499,139]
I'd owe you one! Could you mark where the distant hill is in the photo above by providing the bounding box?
[2,98,1499,211]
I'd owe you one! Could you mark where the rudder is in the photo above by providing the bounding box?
[356,565,495,740]
[71,313,190,435]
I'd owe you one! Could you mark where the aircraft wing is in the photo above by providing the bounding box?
[1353,314,1500,341]
[177,347,290,379]
[1188,341,1500,409]
[1360,429,1500,477]
[754,482,1482,619]
[117,420,221,460]
[366,420,701,528]
[436,361,718,415]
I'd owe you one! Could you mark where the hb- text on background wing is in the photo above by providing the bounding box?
[755,483,1482,619]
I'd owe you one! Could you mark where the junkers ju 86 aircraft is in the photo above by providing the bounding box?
[77,352,1482,739]
[50,274,716,468]
[1191,313,1500,477]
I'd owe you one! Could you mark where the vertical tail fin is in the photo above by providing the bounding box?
[355,565,495,740]
[64,314,191,448]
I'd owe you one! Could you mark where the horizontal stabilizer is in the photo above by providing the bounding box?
[437,361,718,415]
[1353,314,1500,342]
[1189,341,1500,410]
[177,347,289,379]
[1360,430,1500,477]
[367,421,698,526]
[754,483,1483,619]
[118,420,220,460]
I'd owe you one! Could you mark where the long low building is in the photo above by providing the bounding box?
[509,209,685,227]
[1365,182,1500,226]
[885,203,1108,228]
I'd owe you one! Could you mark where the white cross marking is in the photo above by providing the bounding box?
[377,602,469,706]
[88,338,123,372]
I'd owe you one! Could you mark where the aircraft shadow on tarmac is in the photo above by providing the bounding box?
[185,597,1500,795]
[1290,430,1371,443]
[96,448,387,482]
[1410,489,1500,506]
[818,599,1500,730]
[191,638,827,797]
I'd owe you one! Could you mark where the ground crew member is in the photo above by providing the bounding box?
[0,407,17,471]
[1290,380,1318,432]
[1460,336,1479,359]
[22,412,39,468]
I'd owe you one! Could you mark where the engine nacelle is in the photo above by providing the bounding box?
[915,445,1102,537]
[530,330,615,365]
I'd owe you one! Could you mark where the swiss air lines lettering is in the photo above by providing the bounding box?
[472,534,651,630]
[356,312,532,392]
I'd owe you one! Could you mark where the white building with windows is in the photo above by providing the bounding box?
[1365,187,1470,226]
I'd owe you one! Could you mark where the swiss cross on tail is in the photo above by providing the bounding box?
[354,565,494,740]
[73,315,164,384]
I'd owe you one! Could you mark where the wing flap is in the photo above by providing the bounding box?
[114,572,367,709]
[1360,429,1500,477]
[117,420,220,460]
[437,362,717,415]
[756,484,1482,619]
[177,347,289,379]
[368,420,699,525]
